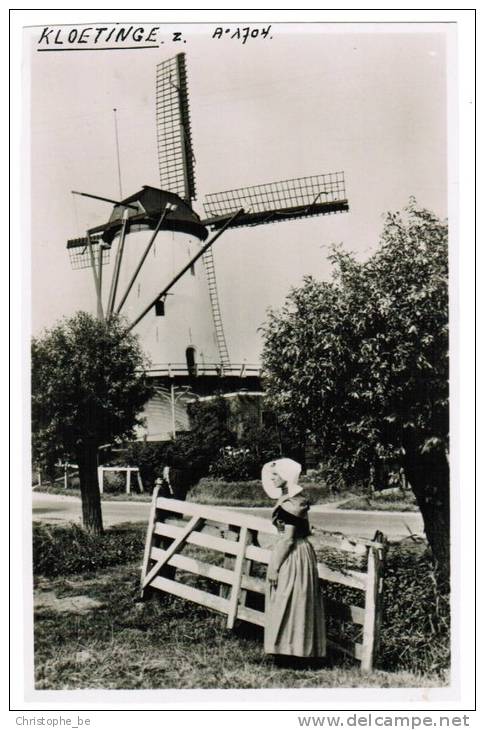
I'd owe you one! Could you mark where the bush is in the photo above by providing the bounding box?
[320,540,450,677]
[378,543,450,675]
[188,478,271,506]
[102,471,129,494]
[209,446,260,481]
[33,523,145,577]
[208,420,289,482]
[303,457,367,494]
[119,397,236,489]
[188,477,334,507]
[118,441,170,489]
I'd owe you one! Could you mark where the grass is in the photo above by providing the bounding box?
[34,562,446,690]
[35,480,417,513]
[338,488,418,512]
[34,478,343,507]
[34,483,153,502]
[186,478,346,507]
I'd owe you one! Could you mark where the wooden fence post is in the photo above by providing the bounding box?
[220,525,239,599]
[140,484,161,599]
[240,529,257,609]
[370,531,388,663]
[360,531,387,672]
[227,526,250,629]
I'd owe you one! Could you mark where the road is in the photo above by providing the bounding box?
[32,492,424,541]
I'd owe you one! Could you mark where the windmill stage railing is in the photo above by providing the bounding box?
[147,362,262,378]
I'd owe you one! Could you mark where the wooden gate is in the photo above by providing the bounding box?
[140,488,387,672]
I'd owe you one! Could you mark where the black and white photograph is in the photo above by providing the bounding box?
[10,8,477,716]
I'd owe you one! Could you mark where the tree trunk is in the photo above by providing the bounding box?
[76,442,104,535]
[402,444,450,581]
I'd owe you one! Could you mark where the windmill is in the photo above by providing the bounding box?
[67,52,349,441]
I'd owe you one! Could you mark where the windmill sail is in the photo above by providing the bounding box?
[67,234,109,270]
[203,172,348,229]
[156,53,196,201]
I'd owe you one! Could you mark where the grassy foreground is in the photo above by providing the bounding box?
[34,562,445,690]
[33,522,449,690]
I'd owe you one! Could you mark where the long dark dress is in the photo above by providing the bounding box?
[264,494,326,657]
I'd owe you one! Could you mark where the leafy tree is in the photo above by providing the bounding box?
[168,396,236,483]
[208,421,282,481]
[262,201,449,575]
[120,441,170,489]
[31,312,153,534]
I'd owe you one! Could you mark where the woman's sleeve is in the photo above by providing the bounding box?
[274,506,302,526]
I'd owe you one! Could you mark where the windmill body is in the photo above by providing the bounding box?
[67,52,349,442]
[117,224,217,369]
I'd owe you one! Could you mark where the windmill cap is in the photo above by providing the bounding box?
[89,187,208,245]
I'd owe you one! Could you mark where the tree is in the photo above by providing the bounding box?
[169,396,236,483]
[31,312,153,534]
[261,201,449,575]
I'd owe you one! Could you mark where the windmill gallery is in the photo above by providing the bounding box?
[67,52,349,444]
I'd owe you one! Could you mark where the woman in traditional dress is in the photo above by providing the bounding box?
[262,458,326,661]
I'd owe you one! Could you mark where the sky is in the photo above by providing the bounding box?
[28,22,449,363]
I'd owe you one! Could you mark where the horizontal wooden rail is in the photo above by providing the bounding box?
[312,530,369,555]
[237,604,265,628]
[318,563,367,591]
[325,598,365,626]
[327,639,363,661]
[155,521,241,556]
[151,575,230,614]
[155,518,367,591]
[156,497,277,535]
[158,498,378,553]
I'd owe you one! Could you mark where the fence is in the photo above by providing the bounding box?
[97,466,144,494]
[140,490,388,672]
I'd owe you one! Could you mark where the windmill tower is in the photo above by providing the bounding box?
[67,53,349,441]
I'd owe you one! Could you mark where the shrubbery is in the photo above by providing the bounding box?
[209,447,260,481]
[188,477,337,507]
[120,441,170,488]
[119,397,235,490]
[187,478,273,507]
[301,457,350,494]
[321,540,449,677]
[208,421,283,482]
[105,400,380,491]
[32,523,144,577]
[378,543,450,675]
[116,400,285,487]
[101,471,130,494]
